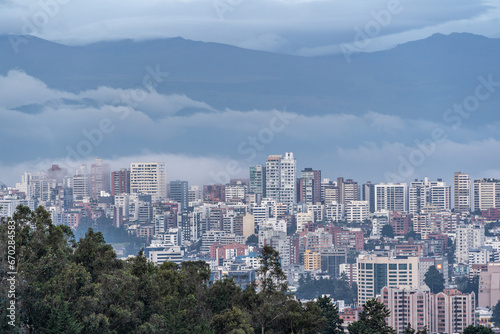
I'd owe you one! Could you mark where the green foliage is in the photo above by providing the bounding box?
[212,307,254,334]
[456,275,479,296]
[381,224,394,238]
[447,237,456,265]
[316,295,344,334]
[403,323,415,334]
[491,299,500,328]
[42,294,84,334]
[404,230,420,240]
[246,234,258,246]
[257,245,288,293]
[462,325,494,334]
[424,265,445,294]
[347,298,395,334]
[296,273,357,304]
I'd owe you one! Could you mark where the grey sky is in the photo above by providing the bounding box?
[0,0,499,55]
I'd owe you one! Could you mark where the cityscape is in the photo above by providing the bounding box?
[2,0,500,333]
[2,153,500,332]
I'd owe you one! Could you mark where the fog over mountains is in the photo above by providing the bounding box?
[1,33,499,186]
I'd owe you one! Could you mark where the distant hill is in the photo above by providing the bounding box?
[1,32,499,124]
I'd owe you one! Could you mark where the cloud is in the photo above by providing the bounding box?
[238,33,289,53]
[0,70,72,108]
[0,153,246,189]
[1,70,499,188]
[0,0,497,56]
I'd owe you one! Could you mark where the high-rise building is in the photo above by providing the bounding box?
[169,180,189,211]
[47,164,68,185]
[343,179,359,204]
[429,179,452,212]
[345,201,369,222]
[304,250,321,271]
[430,289,476,334]
[455,223,485,264]
[111,168,130,196]
[321,248,347,279]
[249,165,265,201]
[382,287,475,334]
[299,168,321,205]
[362,181,375,213]
[279,152,297,209]
[454,172,471,213]
[357,255,420,305]
[382,286,432,334]
[474,178,500,211]
[188,185,202,203]
[478,263,500,308]
[374,183,408,213]
[225,181,247,203]
[203,184,225,204]
[390,212,412,236]
[73,165,90,201]
[90,158,110,198]
[130,162,167,199]
[409,178,451,214]
[265,155,282,202]
[264,152,297,211]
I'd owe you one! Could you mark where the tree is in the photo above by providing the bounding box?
[252,246,290,334]
[316,295,344,334]
[456,275,479,296]
[42,294,84,334]
[211,307,254,334]
[491,299,500,328]
[403,323,415,334]
[381,224,394,238]
[246,234,258,246]
[257,245,287,293]
[347,298,395,334]
[404,230,420,240]
[462,325,494,334]
[424,265,444,294]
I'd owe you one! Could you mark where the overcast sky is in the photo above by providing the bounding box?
[1,0,500,187]
[0,0,499,55]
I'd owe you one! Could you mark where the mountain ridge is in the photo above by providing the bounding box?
[1,32,499,124]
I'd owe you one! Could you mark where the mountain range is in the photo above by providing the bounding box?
[1,32,499,124]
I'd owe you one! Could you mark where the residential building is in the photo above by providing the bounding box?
[304,250,321,271]
[454,172,471,213]
[130,162,167,199]
[249,165,265,201]
[362,181,376,213]
[111,168,130,196]
[320,248,347,279]
[375,183,408,213]
[299,168,321,205]
[169,180,188,211]
[356,255,420,305]
[345,200,369,222]
[90,158,110,199]
[474,178,500,211]
[478,262,500,308]
[456,223,485,264]
[382,287,475,334]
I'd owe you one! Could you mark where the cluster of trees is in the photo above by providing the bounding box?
[296,273,357,305]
